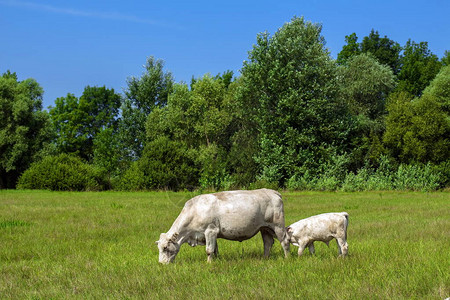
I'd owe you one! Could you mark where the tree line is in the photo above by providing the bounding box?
[1,17,449,191]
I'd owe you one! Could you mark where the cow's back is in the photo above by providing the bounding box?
[209,189,284,241]
[215,189,283,221]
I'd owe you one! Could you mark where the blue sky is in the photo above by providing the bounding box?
[1,0,449,109]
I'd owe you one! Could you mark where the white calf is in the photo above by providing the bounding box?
[286,212,349,257]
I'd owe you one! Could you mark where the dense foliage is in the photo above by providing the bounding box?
[49,86,121,161]
[120,56,174,161]
[2,16,449,191]
[238,17,351,185]
[337,30,402,74]
[116,136,199,191]
[17,153,107,191]
[0,71,53,188]
[384,67,450,165]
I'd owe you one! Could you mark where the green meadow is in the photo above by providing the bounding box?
[1,190,449,299]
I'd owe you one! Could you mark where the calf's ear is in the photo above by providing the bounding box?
[155,240,159,245]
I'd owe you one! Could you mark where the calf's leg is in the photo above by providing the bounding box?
[296,239,309,257]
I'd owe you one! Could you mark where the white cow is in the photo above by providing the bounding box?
[285,212,349,257]
[156,189,290,264]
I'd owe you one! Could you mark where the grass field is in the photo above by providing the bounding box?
[1,190,449,299]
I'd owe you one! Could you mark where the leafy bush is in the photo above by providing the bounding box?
[433,160,450,188]
[315,154,350,191]
[340,168,372,192]
[116,136,199,191]
[340,168,392,192]
[286,172,314,191]
[114,162,146,191]
[248,180,279,191]
[314,176,341,191]
[287,154,349,191]
[393,163,441,192]
[364,155,395,190]
[286,153,446,192]
[17,154,108,191]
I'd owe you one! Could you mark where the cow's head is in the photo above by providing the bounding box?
[156,232,180,264]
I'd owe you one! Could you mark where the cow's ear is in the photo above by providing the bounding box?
[155,240,159,245]
[286,227,293,233]
[170,232,179,242]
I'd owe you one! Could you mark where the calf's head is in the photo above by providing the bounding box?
[156,232,180,264]
[284,226,294,243]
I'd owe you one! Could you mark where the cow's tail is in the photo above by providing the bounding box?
[342,212,349,240]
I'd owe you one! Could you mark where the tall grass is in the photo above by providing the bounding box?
[288,160,446,192]
[0,190,449,299]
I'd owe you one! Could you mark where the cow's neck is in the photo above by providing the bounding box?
[168,212,192,245]
[167,225,189,246]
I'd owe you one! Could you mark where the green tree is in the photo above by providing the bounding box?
[120,56,174,161]
[225,78,260,186]
[93,127,122,184]
[79,86,121,132]
[384,80,449,164]
[441,50,450,66]
[238,16,351,184]
[146,75,232,147]
[336,33,360,65]
[0,71,53,188]
[188,75,233,147]
[214,70,234,88]
[145,75,235,189]
[397,40,442,97]
[422,65,450,113]
[337,30,401,74]
[383,92,415,162]
[337,53,396,168]
[338,53,396,119]
[49,86,121,161]
[50,93,82,155]
[360,29,402,74]
[406,95,449,163]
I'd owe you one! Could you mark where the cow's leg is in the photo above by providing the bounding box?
[308,242,315,254]
[274,226,290,258]
[261,229,274,258]
[336,239,342,255]
[214,241,219,257]
[205,226,219,263]
[336,238,348,257]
